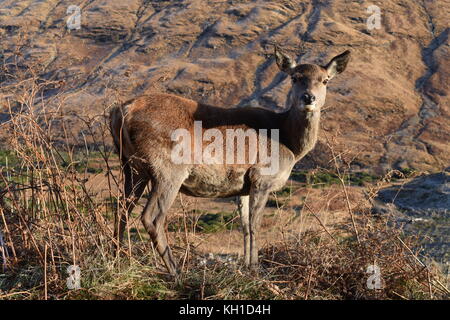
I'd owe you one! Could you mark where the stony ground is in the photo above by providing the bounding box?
[0,0,449,173]
[375,171,449,273]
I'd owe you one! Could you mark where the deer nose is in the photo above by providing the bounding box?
[301,93,316,105]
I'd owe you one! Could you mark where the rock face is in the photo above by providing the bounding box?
[0,0,449,173]
[377,172,449,216]
[375,171,449,271]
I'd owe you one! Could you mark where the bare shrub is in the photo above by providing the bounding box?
[0,57,448,300]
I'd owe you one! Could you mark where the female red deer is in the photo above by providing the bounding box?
[110,46,350,275]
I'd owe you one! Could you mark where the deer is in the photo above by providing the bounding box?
[109,46,351,276]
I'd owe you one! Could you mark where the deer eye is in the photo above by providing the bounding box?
[322,79,329,85]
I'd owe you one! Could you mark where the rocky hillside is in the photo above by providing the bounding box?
[0,0,448,173]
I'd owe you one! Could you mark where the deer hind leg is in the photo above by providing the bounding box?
[237,196,250,267]
[141,173,186,276]
[248,188,270,271]
[115,162,148,253]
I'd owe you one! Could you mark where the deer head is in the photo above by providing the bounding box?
[274,46,351,112]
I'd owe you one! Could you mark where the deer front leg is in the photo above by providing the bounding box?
[115,162,148,254]
[248,188,270,271]
[237,196,250,266]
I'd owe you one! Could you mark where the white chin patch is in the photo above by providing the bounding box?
[304,104,316,112]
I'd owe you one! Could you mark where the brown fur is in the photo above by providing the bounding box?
[110,48,351,275]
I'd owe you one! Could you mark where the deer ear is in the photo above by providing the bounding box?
[274,46,296,74]
[325,50,351,79]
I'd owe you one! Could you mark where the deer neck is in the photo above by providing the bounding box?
[282,104,321,161]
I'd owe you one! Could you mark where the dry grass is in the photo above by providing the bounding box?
[0,57,448,300]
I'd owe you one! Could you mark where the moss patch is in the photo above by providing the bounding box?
[290,170,380,187]
[168,210,240,233]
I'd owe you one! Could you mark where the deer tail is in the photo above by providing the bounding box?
[109,102,135,162]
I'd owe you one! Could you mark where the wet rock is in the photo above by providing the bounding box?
[375,172,449,273]
[377,172,449,216]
